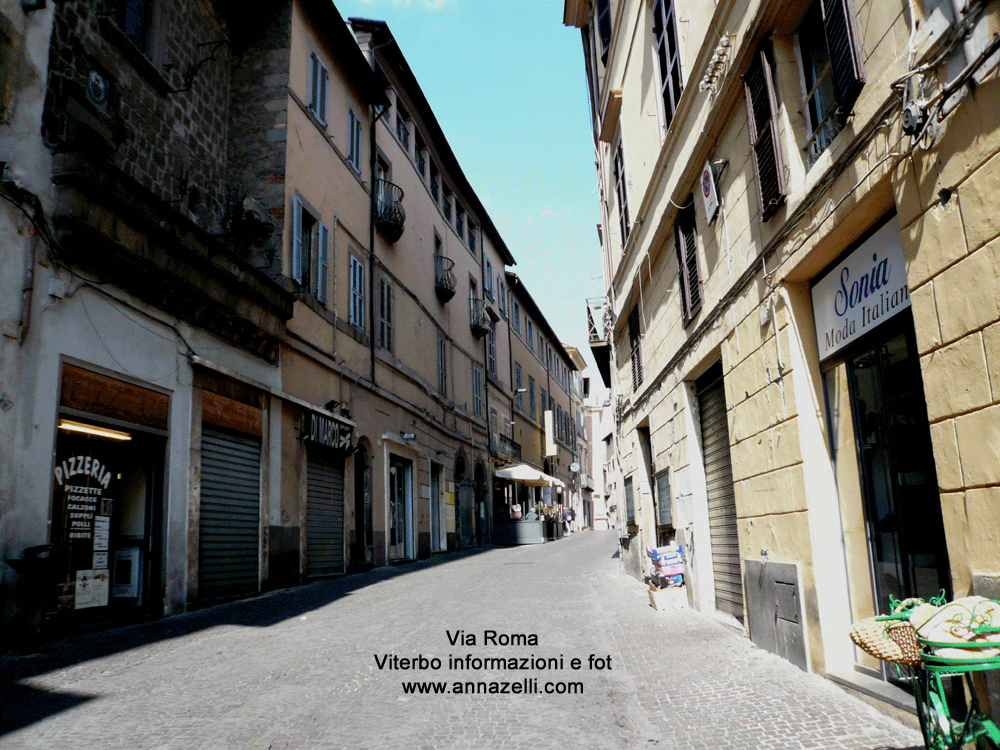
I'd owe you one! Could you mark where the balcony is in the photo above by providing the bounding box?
[586,297,612,388]
[374,179,405,243]
[491,433,522,463]
[470,297,492,338]
[434,254,456,304]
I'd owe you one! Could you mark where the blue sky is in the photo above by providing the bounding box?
[338,0,606,392]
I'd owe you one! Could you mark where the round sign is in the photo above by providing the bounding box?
[569,462,580,473]
[702,168,712,198]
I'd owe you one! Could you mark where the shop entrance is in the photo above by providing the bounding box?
[845,316,950,617]
[51,419,165,624]
[388,454,413,560]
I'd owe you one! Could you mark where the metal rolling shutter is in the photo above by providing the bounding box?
[199,428,261,599]
[307,452,344,577]
[697,366,744,620]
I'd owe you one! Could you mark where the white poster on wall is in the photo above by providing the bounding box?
[811,216,911,361]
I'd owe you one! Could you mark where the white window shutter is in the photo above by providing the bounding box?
[317,221,329,303]
[292,195,303,284]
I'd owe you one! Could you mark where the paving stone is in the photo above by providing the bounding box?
[0,531,922,749]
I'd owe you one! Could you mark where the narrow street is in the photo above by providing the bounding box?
[2,531,921,750]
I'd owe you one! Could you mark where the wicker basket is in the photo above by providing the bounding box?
[850,615,923,666]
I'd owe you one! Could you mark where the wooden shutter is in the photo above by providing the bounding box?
[674,202,701,322]
[318,65,328,126]
[309,53,319,113]
[614,141,630,243]
[743,47,786,222]
[292,195,304,284]
[597,0,612,64]
[822,0,865,122]
[317,221,329,303]
[628,306,643,391]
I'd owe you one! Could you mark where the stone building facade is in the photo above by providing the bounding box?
[565,0,1000,715]
[0,0,584,642]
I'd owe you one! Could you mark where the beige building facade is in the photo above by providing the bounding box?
[566,0,1000,714]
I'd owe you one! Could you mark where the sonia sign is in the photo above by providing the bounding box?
[811,217,910,361]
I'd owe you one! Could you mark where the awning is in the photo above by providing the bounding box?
[495,463,566,488]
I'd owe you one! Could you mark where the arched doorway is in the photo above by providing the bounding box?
[353,441,373,568]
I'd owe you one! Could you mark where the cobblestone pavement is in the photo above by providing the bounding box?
[1,530,923,750]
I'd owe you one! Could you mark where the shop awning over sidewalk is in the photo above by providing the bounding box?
[495,464,565,488]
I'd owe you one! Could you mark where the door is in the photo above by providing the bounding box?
[431,463,442,552]
[846,322,950,617]
[388,454,412,560]
[697,363,744,622]
[306,450,345,577]
[199,428,261,599]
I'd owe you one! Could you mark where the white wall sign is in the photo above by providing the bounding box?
[811,217,910,361]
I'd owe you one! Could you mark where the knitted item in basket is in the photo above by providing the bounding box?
[850,616,923,666]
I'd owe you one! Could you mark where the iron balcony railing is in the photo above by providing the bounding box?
[434,254,456,304]
[491,433,521,463]
[470,297,492,338]
[374,179,405,243]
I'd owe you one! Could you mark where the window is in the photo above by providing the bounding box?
[512,301,521,335]
[348,108,363,173]
[624,476,635,525]
[538,331,544,359]
[473,365,483,416]
[798,0,866,166]
[292,195,329,303]
[655,470,672,527]
[308,52,329,126]
[438,334,447,396]
[652,0,683,130]
[350,253,365,330]
[468,224,477,253]
[744,46,786,221]
[430,165,439,201]
[498,281,506,317]
[527,320,534,352]
[596,0,612,65]
[484,260,493,299]
[378,278,393,352]
[675,201,701,322]
[456,207,464,239]
[415,133,426,177]
[490,408,499,438]
[487,326,496,376]
[469,278,478,321]
[556,405,563,442]
[613,139,630,244]
[529,377,536,420]
[515,363,523,411]
[443,188,452,221]
[116,0,153,54]
[628,306,643,391]
[396,106,410,151]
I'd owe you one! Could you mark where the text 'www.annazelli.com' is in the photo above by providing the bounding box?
[401,678,584,695]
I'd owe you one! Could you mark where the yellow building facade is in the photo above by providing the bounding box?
[566,0,1000,716]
